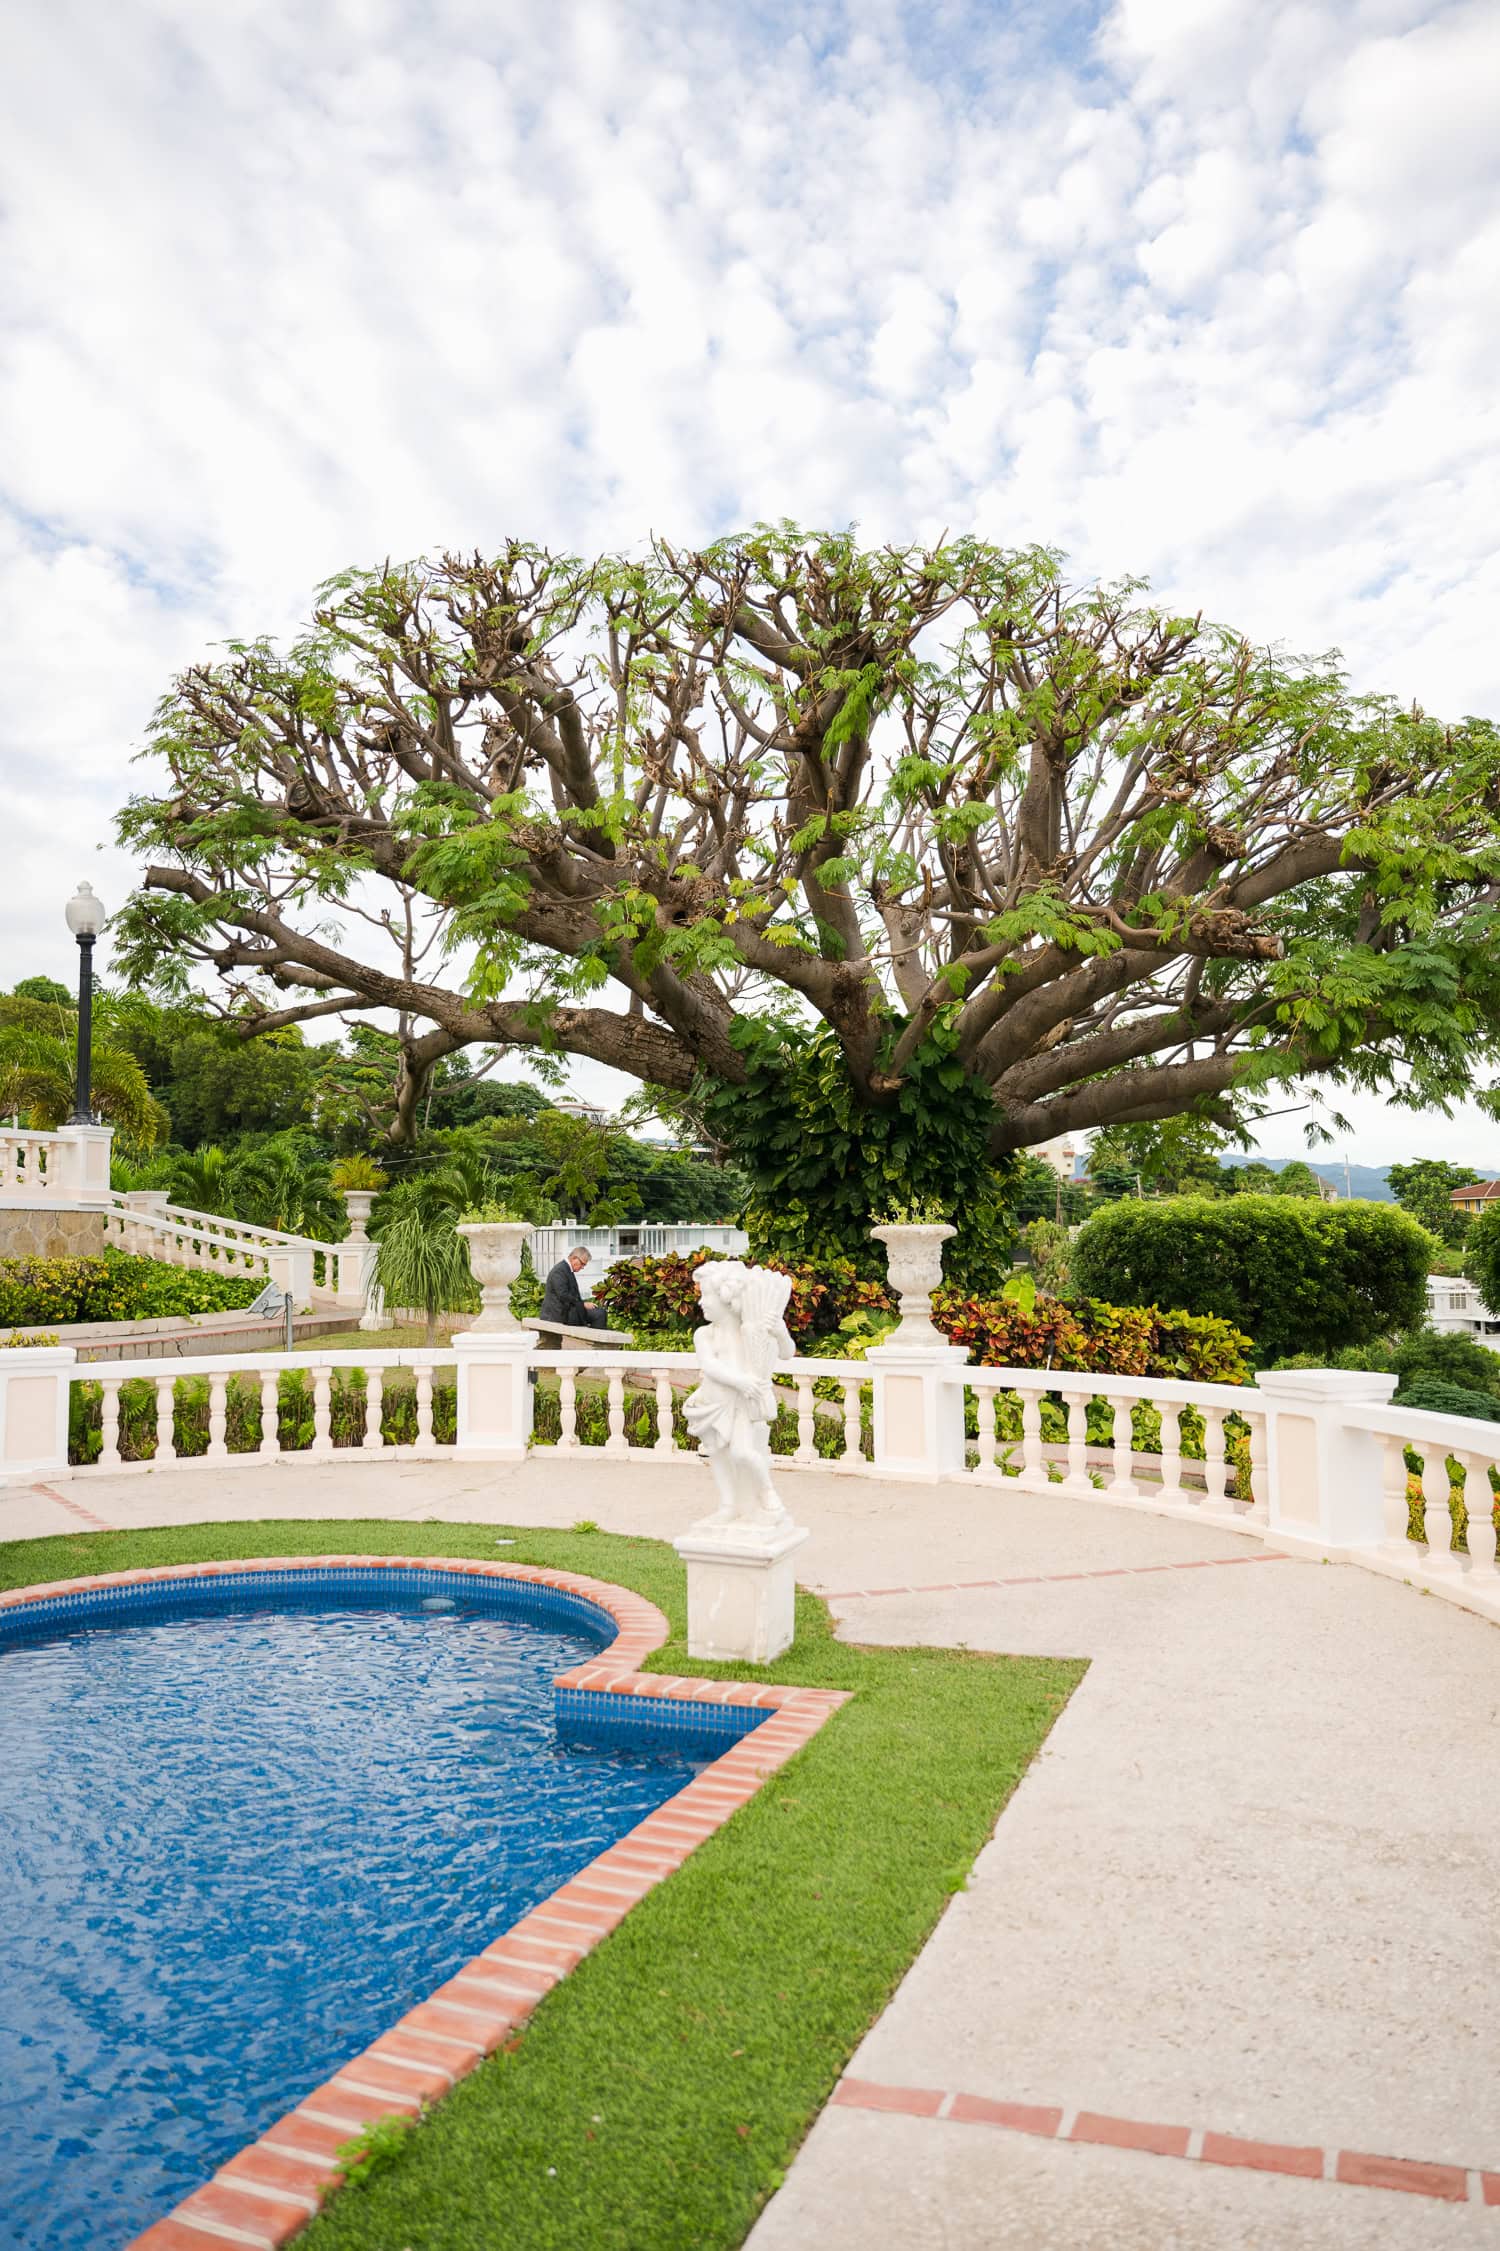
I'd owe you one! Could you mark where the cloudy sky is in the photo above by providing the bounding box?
[3,0,1497,1160]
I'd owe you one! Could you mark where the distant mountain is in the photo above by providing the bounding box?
[1222,1157,1499,1203]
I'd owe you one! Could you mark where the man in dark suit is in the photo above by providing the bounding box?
[539,1246,610,1330]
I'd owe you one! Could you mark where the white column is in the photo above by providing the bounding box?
[53,1123,114,1203]
[1255,1368,1399,1553]
[453,1331,535,1459]
[0,1345,75,1480]
[866,1343,969,1480]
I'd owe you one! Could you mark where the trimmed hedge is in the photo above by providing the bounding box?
[0,1250,263,1329]
[1071,1196,1430,1361]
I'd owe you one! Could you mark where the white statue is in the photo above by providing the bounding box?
[682,1261,795,1528]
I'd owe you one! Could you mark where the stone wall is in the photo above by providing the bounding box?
[0,1208,107,1261]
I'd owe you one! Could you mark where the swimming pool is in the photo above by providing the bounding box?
[0,1567,706,2251]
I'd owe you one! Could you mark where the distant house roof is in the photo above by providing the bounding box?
[1451,1180,1500,1207]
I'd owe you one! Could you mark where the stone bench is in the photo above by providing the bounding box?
[522,1316,632,1350]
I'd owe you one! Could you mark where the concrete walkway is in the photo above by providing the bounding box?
[4,1457,1498,2246]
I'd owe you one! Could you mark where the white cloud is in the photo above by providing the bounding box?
[1,0,1497,1160]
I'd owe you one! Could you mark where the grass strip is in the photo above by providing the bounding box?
[0,1518,1083,2251]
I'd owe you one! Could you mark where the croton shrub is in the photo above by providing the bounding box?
[591,1249,1251,1383]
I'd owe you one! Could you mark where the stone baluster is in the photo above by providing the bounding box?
[1422,1445,1458,1575]
[605,1370,628,1454]
[154,1375,176,1465]
[1062,1391,1091,1493]
[363,1368,384,1451]
[311,1367,333,1456]
[1461,1453,1499,1583]
[99,1378,122,1470]
[1020,1387,1045,1485]
[206,1374,228,1462]
[840,1378,862,1464]
[1201,1406,1227,1509]
[415,1365,434,1451]
[794,1374,816,1463]
[1158,1399,1185,1503]
[653,1372,675,1457]
[1109,1398,1138,1498]
[259,1369,281,1458]
[974,1386,997,1475]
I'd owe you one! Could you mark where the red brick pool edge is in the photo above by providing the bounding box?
[0,1555,847,2251]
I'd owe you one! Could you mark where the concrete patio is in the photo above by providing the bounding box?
[5,1455,1497,2247]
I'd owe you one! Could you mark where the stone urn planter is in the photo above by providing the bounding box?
[869,1222,956,1351]
[456,1220,532,1335]
[341,1189,376,1244]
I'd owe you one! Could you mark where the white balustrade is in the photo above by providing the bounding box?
[1,1329,1497,1639]
[956,1368,1267,1530]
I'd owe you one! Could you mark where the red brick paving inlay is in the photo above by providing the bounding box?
[823,1553,1291,1599]
[833,2078,1498,2209]
[0,1555,846,2251]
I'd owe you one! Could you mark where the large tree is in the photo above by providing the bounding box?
[114,530,1500,1276]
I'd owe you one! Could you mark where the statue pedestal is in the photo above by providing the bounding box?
[673,1517,810,1665]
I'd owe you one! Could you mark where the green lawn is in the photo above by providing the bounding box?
[0,1519,1083,2251]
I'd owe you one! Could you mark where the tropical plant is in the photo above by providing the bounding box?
[370,1193,476,1344]
[163,1143,235,1216]
[1071,1195,1431,1361]
[112,531,1500,1271]
[226,1136,341,1238]
[330,1153,389,1192]
[0,1018,166,1152]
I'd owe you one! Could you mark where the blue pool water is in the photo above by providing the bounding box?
[0,1572,704,2251]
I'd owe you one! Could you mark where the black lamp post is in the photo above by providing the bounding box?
[65,882,105,1125]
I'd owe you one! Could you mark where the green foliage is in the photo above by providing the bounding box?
[872,1196,951,1225]
[1019,1218,1072,1296]
[509,1243,542,1322]
[1463,1202,1500,1319]
[1072,1195,1431,1361]
[12,976,71,1006]
[1089,1116,1231,1197]
[1391,1329,1500,1396]
[1386,1158,1479,1247]
[704,1020,1015,1289]
[335,2116,416,2189]
[1394,1379,1500,1427]
[0,1251,260,1329]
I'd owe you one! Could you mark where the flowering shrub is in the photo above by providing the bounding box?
[0,1251,262,1330]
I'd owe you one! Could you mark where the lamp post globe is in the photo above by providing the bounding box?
[64,881,104,1126]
